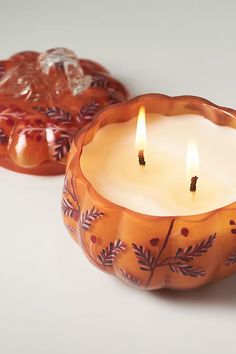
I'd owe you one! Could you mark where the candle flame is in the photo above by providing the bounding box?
[186,139,200,187]
[135,106,147,151]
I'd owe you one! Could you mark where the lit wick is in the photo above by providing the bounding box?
[190,176,198,192]
[186,139,200,193]
[135,106,147,166]
[138,149,146,166]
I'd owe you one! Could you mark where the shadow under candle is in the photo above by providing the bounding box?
[148,274,236,308]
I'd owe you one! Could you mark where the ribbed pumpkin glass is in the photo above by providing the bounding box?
[62,94,236,290]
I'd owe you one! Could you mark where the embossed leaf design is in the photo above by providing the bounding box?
[61,198,80,221]
[91,74,109,88]
[169,262,206,278]
[77,99,100,123]
[81,207,104,230]
[18,126,45,137]
[0,128,8,144]
[34,106,73,125]
[175,234,217,262]
[53,131,72,160]
[63,174,78,202]
[108,94,122,105]
[132,243,156,271]
[225,250,236,266]
[132,221,217,285]
[0,106,27,122]
[97,239,125,267]
[65,223,76,234]
[0,62,5,79]
[119,269,140,287]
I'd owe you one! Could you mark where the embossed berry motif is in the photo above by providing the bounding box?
[149,237,160,247]
[181,227,189,237]
[224,220,236,267]
[62,93,236,290]
[32,107,77,161]
[229,219,236,234]
[0,48,128,174]
[77,213,218,288]
[132,220,217,287]
[16,120,75,162]
[90,235,97,244]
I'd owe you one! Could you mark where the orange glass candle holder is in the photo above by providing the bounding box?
[62,94,236,290]
[0,48,128,175]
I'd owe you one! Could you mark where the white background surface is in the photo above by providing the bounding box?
[0,1,236,353]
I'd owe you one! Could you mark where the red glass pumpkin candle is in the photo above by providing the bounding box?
[62,94,236,290]
[0,48,128,175]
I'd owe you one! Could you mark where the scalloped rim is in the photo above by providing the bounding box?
[71,93,236,221]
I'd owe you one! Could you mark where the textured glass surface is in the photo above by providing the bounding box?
[62,94,236,290]
[38,48,92,96]
[0,48,128,175]
[0,48,92,101]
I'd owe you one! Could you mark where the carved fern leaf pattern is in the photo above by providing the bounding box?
[132,243,156,271]
[65,223,76,234]
[175,234,217,262]
[63,175,69,194]
[169,262,206,278]
[81,207,104,230]
[132,227,217,283]
[91,74,109,89]
[77,100,100,123]
[97,239,125,267]
[61,198,80,221]
[0,61,5,79]
[119,269,140,287]
[0,128,8,144]
[0,106,27,123]
[108,93,122,105]
[34,106,73,125]
[18,126,45,137]
[225,250,236,266]
[63,174,78,202]
[53,131,72,160]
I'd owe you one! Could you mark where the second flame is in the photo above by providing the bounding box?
[135,106,147,151]
[135,107,147,166]
[186,139,200,192]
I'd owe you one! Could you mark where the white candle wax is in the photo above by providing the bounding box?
[81,114,236,216]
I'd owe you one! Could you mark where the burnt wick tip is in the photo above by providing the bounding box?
[190,176,198,192]
[138,150,146,166]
